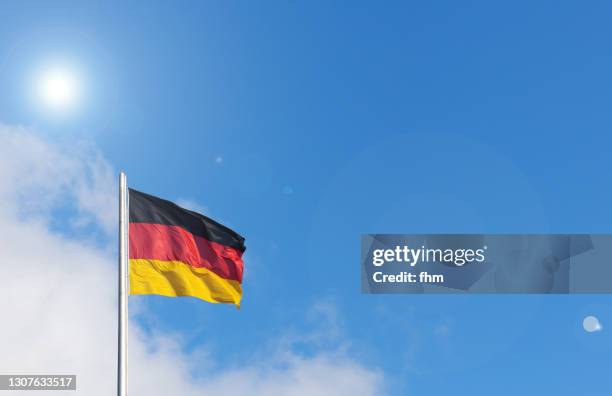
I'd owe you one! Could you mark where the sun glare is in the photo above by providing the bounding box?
[36,66,81,112]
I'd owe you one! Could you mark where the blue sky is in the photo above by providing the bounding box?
[1,1,611,394]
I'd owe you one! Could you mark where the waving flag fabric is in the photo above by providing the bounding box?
[128,188,245,307]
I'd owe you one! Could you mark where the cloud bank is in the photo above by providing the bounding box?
[0,124,384,396]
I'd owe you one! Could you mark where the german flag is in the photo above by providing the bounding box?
[128,189,245,307]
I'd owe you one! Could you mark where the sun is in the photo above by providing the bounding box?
[36,66,81,112]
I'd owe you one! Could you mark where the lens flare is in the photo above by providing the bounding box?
[583,315,602,333]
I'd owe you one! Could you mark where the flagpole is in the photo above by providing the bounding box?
[118,172,129,396]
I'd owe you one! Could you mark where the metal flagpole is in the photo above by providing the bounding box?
[118,172,129,396]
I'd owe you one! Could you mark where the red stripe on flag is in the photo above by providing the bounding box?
[129,222,244,283]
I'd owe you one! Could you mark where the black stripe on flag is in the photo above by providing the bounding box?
[129,188,246,253]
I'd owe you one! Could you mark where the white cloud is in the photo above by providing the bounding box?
[0,124,385,396]
[0,124,116,233]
